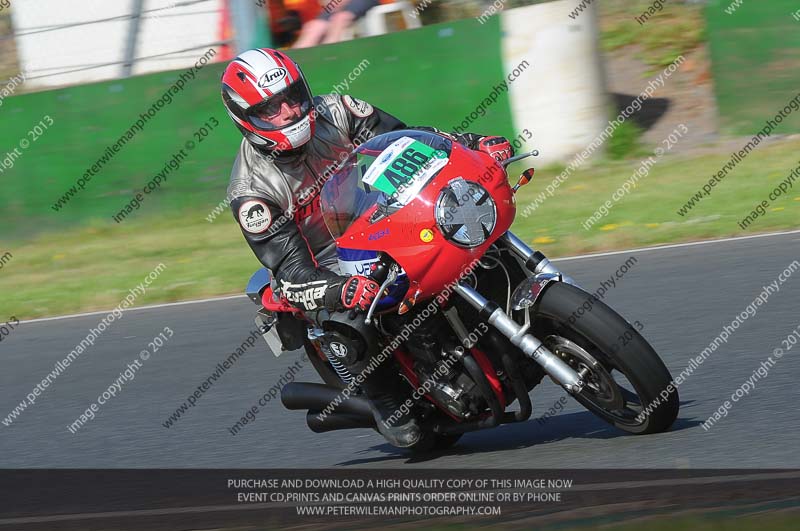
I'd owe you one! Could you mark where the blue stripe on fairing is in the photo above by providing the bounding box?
[337,248,379,261]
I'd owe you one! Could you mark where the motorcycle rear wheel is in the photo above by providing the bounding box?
[531,282,679,435]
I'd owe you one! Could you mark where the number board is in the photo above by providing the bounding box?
[361,137,448,204]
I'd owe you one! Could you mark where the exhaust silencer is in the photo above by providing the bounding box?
[281,382,374,418]
[306,410,376,433]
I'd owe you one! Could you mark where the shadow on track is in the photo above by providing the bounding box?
[336,402,703,466]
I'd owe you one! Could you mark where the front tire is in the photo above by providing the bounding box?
[532,282,679,434]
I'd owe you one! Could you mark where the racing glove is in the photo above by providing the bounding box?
[325,275,382,313]
[281,275,381,313]
[478,136,514,162]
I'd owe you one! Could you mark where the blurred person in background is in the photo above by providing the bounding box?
[292,0,380,47]
[266,0,321,47]
[221,48,513,447]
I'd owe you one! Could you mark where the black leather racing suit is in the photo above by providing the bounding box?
[227,94,487,317]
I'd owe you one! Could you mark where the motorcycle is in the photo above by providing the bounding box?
[244,129,679,451]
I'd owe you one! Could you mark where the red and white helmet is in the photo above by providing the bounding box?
[221,48,315,151]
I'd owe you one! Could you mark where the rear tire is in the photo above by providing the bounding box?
[532,282,679,434]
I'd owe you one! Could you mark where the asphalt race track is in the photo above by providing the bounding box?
[2,230,799,468]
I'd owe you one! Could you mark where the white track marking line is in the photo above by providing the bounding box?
[553,228,800,262]
[20,294,248,325]
[19,229,800,324]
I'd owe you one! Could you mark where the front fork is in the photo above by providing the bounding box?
[453,231,586,394]
[500,231,578,285]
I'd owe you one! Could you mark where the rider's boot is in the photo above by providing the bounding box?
[356,362,421,448]
[319,312,421,448]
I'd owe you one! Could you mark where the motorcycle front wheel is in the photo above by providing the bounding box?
[531,282,679,434]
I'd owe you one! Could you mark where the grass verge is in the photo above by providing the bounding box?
[599,0,705,72]
[1,138,799,319]
[510,136,800,256]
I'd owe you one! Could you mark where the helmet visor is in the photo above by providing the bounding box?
[246,81,312,131]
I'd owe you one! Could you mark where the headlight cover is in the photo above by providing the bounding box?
[435,178,497,247]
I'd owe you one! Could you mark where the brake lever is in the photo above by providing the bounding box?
[364,265,399,325]
[501,149,539,168]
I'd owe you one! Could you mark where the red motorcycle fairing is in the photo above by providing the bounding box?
[330,141,516,303]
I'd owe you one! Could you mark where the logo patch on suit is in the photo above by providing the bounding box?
[279,279,328,310]
[238,199,272,234]
[342,95,373,118]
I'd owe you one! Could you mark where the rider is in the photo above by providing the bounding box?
[222,48,513,447]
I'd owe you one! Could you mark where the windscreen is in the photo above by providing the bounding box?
[320,130,452,238]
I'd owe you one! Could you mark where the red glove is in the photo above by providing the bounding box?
[340,275,381,312]
[478,136,514,162]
